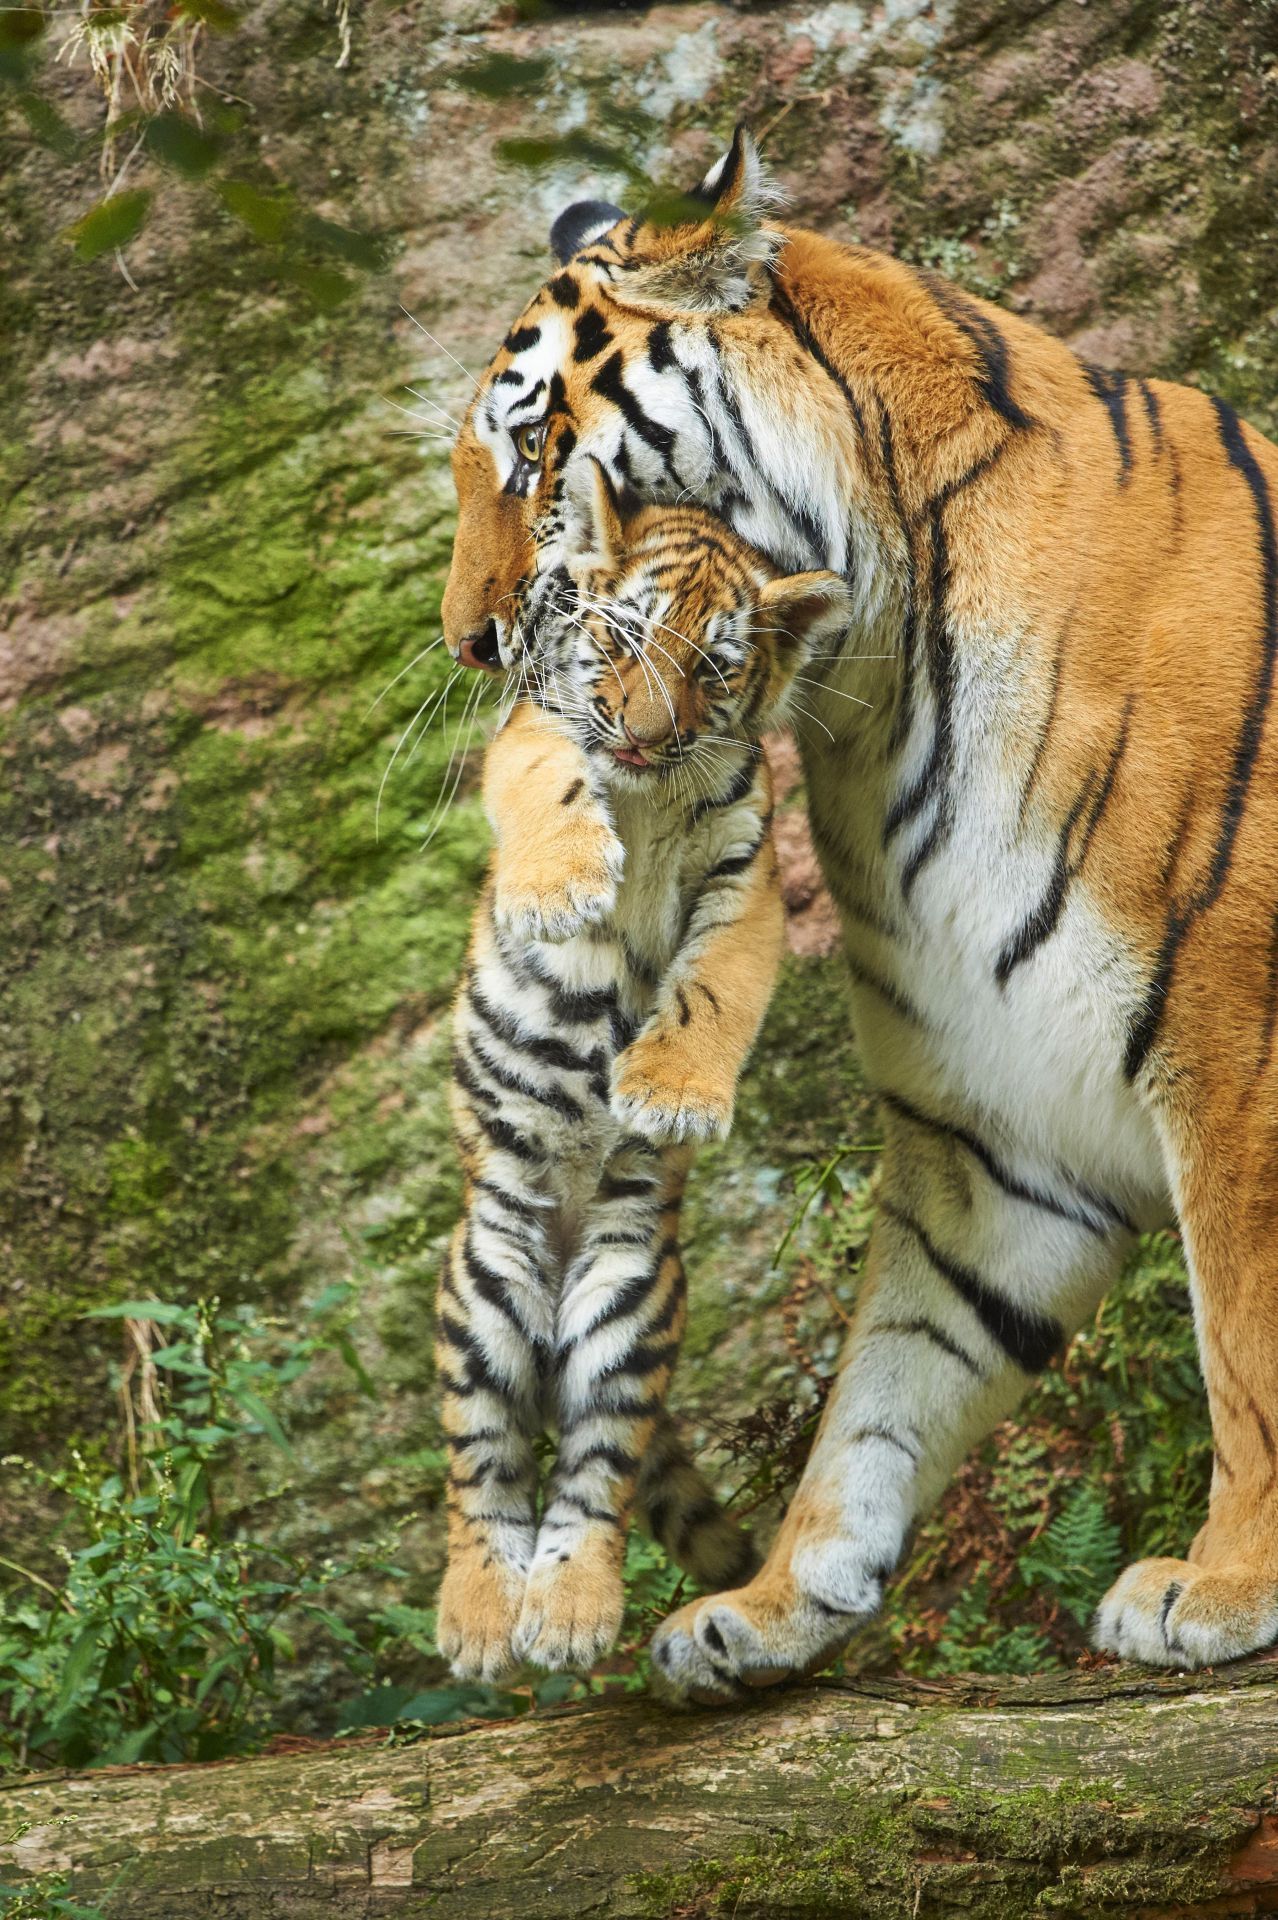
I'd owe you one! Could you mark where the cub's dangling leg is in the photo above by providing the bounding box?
[513,1140,690,1671]
[650,1100,1131,1704]
[435,1192,553,1682]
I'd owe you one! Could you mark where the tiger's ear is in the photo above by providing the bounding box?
[565,457,628,578]
[757,571,852,662]
[620,125,783,316]
[549,199,627,265]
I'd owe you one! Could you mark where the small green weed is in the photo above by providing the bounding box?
[0,1290,401,1771]
[0,1822,110,1920]
[0,1878,106,1920]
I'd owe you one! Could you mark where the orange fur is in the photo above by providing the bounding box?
[442,141,1278,1684]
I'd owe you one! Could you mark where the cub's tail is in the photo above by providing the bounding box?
[636,1412,759,1591]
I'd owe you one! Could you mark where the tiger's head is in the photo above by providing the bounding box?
[440,128,850,673]
[532,460,850,799]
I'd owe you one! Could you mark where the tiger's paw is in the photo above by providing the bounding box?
[436,1554,527,1683]
[512,1536,625,1673]
[1093,1557,1278,1669]
[495,820,624,944]
[610,1034,734,1145]
[649,1576,860,1710]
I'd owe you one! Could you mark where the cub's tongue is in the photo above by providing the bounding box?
[613,745,651,768]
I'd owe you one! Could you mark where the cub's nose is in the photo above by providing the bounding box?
[624,716,674,748]
[455,622,502,672]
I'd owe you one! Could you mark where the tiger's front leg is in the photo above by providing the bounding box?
[484,701,623,942]
[513,1141,690,1672]
[650,1108,1129,1704]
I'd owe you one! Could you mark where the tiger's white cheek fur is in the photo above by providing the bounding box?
[474,312,574,482]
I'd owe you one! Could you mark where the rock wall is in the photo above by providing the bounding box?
[1,0,1274,1646]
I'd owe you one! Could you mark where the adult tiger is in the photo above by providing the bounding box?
[440,128,1278,1701]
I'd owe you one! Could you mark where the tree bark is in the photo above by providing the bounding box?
[4,1659,1278,1919]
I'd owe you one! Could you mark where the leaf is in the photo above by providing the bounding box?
[194,1651,240,1705]
[88,1299,190,1324]
[496,131,640,180]
[62,190,152,263]
[226,1385,293,1457]
[299,213,389,273]
[0,6,44,52]
[452,50,551,98]
[54,1624,101,1715]
[145,112,222,179]
[333,1331,377,1399]
[95,1722,157,1766]
[217,178,291,244]
[18,91,80,161]
[175,0,240,28]
[283,261,353,309]
[150,1351,210,1376]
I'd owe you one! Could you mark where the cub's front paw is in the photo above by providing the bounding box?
[611,1032,734,1145]
[495,823,624,943]
[436,1555,526,1683]
[512,1537,625,1673]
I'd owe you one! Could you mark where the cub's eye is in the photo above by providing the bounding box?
[516,423,543,463]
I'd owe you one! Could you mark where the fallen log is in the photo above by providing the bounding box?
[3,1657,1278,1919]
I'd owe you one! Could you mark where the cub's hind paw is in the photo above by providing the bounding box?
[436,1555,527,1683]
[513,1541,625,1673]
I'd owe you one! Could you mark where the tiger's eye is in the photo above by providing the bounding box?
[517,424,542,462]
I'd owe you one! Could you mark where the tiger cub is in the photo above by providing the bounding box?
[436,467,851,1679]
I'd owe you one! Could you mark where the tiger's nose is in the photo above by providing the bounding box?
[455,622,502,672]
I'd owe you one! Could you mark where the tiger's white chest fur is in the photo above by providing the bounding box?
[803,625,1173,1240]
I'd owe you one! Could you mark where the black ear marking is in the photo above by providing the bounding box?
[693,123,747,207]
[549,199,627,265]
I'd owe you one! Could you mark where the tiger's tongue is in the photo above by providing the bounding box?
[613,746,651,768]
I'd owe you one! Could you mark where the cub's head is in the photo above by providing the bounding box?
[534,462,850,797]
[440,128,808,672]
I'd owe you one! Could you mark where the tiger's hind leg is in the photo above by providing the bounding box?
[637,1411,759,1591]
[514,1143,689,1672]
[1094,1086,1278,1667]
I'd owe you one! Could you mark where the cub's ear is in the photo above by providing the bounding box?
[549,199,627,266]
[757,571,852,659]
[565,456,628,577]
[619,125,783,316]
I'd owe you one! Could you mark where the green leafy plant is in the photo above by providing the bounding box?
[0,1823,109,1920]
[929,1568,1052,1676]
[0,1878,106,1920]
[0,1290,394,1771]
[1018,1484,1124,1627]
[2,2,386,301]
